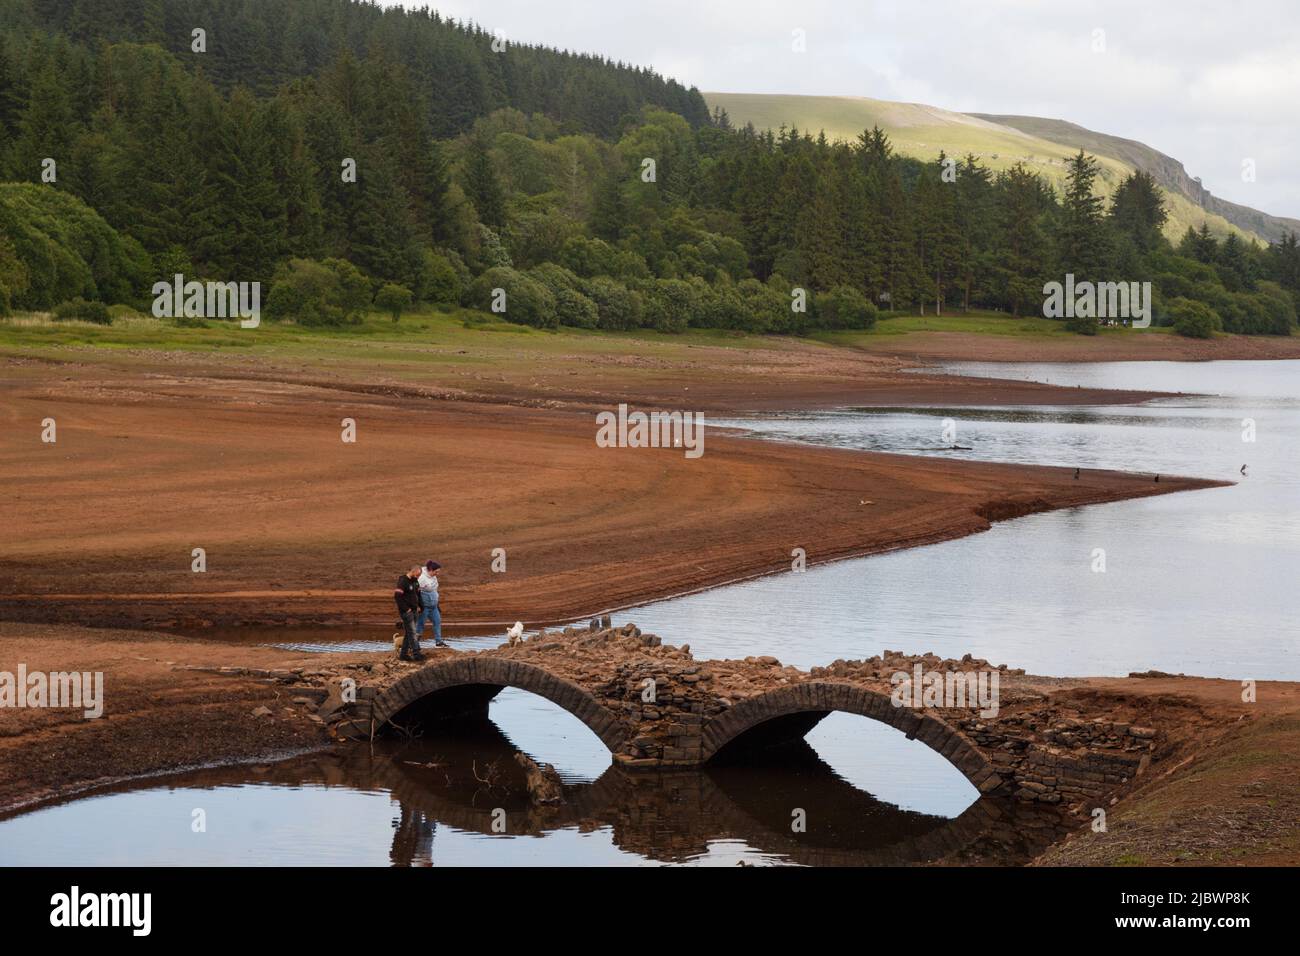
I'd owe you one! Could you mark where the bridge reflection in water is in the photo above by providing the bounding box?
[133,717,1072,866]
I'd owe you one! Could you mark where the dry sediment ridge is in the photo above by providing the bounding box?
[0,360,1226,630]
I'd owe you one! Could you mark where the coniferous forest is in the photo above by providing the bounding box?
[1,0,1297,337]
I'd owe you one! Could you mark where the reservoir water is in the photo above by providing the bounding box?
[2,360,1294,865]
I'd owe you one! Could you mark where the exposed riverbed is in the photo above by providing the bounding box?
[2,360,1292,865]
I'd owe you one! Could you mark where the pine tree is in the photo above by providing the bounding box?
[914,152,961,314]
[263,98,323,258]
[953,154,994,312]
[798,162,850,290]
[383,69,451,244]
[1057,149,1110,282]
[996,164,1053,317]
[841,164,878,298]
[1269,230,1300,294]
[590,166,629,242]
[877,166,916,310]
[463,134,505,228]
[855,125,892,173]
[349,145,419,286]
[1217,232,1251,292]
[201,89,288,283]
[10,54,74,182]
[1109,170,1167,253]
[736,148,778,280]
[1191,222,1218,263]
[0,37,25,140]
[771,152,817,285]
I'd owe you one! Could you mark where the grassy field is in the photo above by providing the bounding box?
[6,306,1283,380]
[817,310,1176,342]
[0,306,774,351]
[705,91,1259,244]
[0,307,1199,368]
[0,307,785,360]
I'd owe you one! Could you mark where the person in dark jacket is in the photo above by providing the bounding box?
[394,566,425,661]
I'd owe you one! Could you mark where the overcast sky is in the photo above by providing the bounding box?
[390,1,1300,219]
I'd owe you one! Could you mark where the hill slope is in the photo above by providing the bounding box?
[706,92,1288,245]
[970,114,1300,244]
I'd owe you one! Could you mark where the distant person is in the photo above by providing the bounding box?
[394,566,425,661]
[417,560,447,648]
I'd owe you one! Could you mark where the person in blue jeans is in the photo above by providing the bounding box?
[417,560,447,647]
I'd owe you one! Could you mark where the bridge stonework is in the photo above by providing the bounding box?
[319,623,1173,814]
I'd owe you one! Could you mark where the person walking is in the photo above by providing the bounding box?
[394,566,425,661]
[417,560,447,648]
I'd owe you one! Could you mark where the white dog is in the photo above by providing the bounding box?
[506,621,524,645]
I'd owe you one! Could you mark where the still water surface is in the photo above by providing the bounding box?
[2,361,1293,865]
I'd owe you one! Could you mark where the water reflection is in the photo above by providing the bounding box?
[105,360,1295,864]
[631,360,1300,680]
[222,363,1299,679]
[0,727,1071,867]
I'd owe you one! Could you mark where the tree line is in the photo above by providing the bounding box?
[0,0,1296,338]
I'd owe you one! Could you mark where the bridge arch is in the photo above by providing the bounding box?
[370,657,629,756]
[700,681,1007,796]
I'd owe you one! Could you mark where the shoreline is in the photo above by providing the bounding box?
[1,622,1295,867]
[0,344,1230,633]
[0,337,1290,864]
[845,330,1300,364]
[0,742,332,821]
[0,452,1226,630]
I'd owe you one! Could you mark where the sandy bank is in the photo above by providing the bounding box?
[0,361,1225,630]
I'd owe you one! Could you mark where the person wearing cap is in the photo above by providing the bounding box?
[417,560,447,648]
[394,566,425,662]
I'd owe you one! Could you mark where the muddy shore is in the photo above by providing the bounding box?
[0,354,1223,631]
[0,333,1282,864]
[852,329,1300,364]
[2,622,1295,866]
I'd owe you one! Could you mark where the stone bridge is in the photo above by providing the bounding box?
[297,624,1190,816]
[304,622,1187,814]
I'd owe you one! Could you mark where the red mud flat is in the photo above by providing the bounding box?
[0,622,338,815]
[0,347,1278,866]
[0,360,1227,631]
[1,330,1176,417]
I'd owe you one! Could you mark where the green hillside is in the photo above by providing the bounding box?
[971,113,1300,244]
[705,92,1263,245]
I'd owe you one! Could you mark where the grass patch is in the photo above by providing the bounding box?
[459,313,538,333]
[0,305,794,373]
[0,305,1187,366]
[811,310,1180,346]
